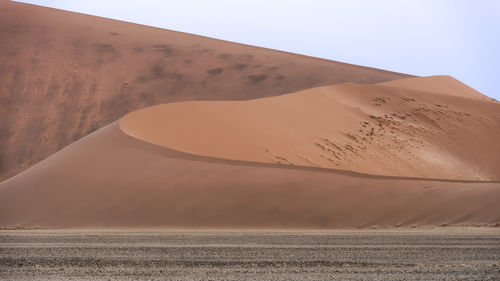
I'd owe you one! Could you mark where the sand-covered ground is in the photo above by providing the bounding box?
[1,228,499,280]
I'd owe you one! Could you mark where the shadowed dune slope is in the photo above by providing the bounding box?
[120,76,500,181]
[0,0,411,181]
[0,122,499,228]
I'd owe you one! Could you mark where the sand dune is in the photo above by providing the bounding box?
[1,1,498,229]
[0,1,410,181]
[0,122,499,228]
[1,75,499,228]
[120,76,500,180]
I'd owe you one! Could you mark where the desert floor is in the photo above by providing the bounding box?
[1,228,499,280]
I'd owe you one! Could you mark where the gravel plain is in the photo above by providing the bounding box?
[1,228,499,280]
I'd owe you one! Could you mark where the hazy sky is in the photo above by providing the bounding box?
[17,0,500,100]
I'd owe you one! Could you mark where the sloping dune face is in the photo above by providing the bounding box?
[120,76,500,181]
[0,0,411,181]
[1,122,499,228]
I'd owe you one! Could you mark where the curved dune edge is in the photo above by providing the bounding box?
[119,118,499,185]
[0,122,499,229]
[119,76,500,181]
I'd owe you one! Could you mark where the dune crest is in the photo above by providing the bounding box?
[120,76,500,181]
[379,75,498,102]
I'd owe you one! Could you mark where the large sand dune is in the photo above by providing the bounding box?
[1,1,498,229]
[0,0,410,181]
[1,76,499,228]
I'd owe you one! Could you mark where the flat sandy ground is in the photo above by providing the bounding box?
[1,228,499,280]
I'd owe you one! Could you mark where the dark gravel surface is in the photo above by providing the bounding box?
[1,228,499,280]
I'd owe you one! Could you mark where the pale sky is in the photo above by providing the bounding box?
[16,0,500,100]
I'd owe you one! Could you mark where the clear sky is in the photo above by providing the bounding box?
[16,0,500,100]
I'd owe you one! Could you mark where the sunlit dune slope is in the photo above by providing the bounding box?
[120,76,500,181]
[0,122,499,228]
[0,0,410,181]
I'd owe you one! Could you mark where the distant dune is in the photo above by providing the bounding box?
[1,76,499,228]
[0,0,410,181]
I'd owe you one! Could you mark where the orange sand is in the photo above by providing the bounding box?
[1,2,498,229]
[120,76,500,180]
